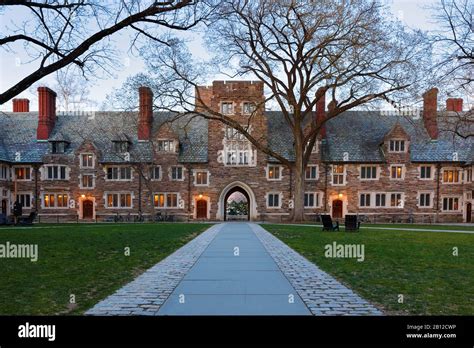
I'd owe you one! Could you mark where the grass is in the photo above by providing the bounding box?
[263,224,474,315]
[0,223,211,315]
[281,222,474,231]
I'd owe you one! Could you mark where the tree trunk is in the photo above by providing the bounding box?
[292,147,305,222]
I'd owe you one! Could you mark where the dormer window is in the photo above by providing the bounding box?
[51,141,67,154]
[113,141,129,153]
[389,139,406,153]
[157,140,175,152]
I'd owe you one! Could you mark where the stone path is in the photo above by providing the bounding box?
[87,222,382,316]
[158,222,310,315]
[250,224,382,315]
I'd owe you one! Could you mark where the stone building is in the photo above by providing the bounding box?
[0,81,472,223]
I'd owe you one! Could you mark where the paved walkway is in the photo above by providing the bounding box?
[87,222,381,316]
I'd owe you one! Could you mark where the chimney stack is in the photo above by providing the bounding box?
[446,98,463,112]
[315,87,327,138]
[37,87,57,140]
[422,88,439,140]
[12,98,30,112]
[138,86,153,141]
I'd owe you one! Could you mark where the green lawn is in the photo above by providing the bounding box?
[263,224,474,315]
[0,223,211,315]
[285,222,474,231]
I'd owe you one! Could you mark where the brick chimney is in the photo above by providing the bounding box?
[37,87,57,140]
[12,98,30,112]
[138,86,153,141]
[315,87,327,138]
[446,98,463,112]
[422,88,439,140]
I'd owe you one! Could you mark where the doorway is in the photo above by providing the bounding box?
[1,199,7,215]
[196,199,208,219]
[467,202,472,223]
[332,199,343,219]
[83,200,94,219]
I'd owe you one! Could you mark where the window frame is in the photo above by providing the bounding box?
[104,192,133,209]
[305,165,319,181]
[266,192,282,209]
[194,170,209,186]
[388,139,407,153]
[442,196,461,212]
[267,165,282,181]
[442,168,461,184]
[42,192,70,209]
[331,164,346,186]
[359,165,378,181]
[105,166,132,181]
[80,153,95,169]
[419,165,434,180]
[153,192,180,209]
[417,191,434,208]
[389,164,405,180]
[170,166,185,181]
[13,166,32,181]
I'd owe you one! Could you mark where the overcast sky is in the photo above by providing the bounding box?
[0,0,438,112]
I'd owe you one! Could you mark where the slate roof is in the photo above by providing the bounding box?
[0,109,472,165]
[266,111,473,163]
[0,111,208,163]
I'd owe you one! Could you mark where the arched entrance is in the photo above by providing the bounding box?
[217,181,257,221]
[82,200,94,219]
[196,199,208,219]
[225,188,249,221]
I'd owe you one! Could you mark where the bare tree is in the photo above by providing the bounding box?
[116,0,430,221]
[429,0,473,94]
[428,0,473,139]
[0,0,215,104]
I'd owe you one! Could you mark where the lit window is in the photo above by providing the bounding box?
[443,169,460,183]
[106,193,132,208]
[81,174,94,188]
[81,154,94,168]
[390,165,403,179]
[268,166,281,180]
[43,193,68,209]
[14,167,31,180]
[153,193,178,208]
[332,165,345,185]
[195,171,208,185]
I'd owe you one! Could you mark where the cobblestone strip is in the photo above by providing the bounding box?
[250,224,383,316]
[86,224,222,316]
